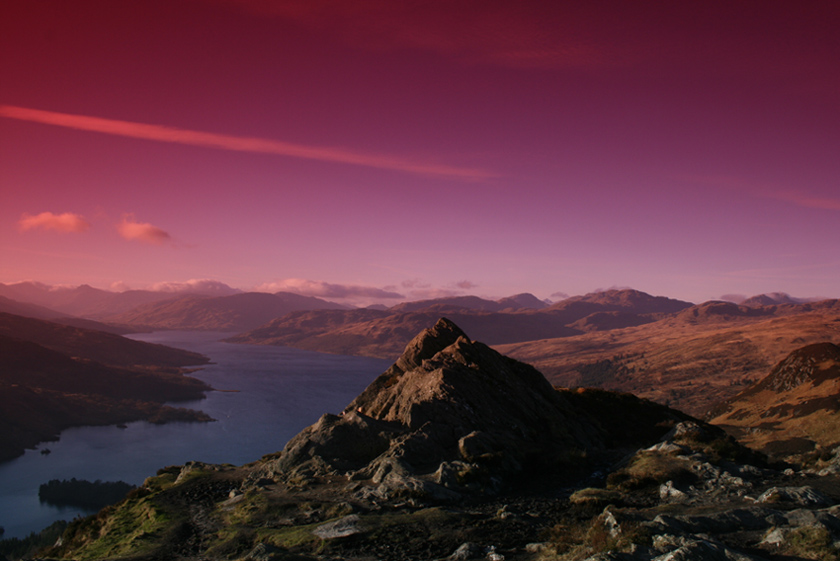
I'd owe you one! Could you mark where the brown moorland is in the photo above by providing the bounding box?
[497,300,840,417]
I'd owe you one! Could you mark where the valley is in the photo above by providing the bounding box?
[4,284,840,559]
[27,318,840,561]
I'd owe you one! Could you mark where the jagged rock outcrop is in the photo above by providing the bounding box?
[262,318,690,501]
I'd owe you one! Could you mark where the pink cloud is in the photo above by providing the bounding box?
[110,281,132,292]
[0,105,493,180]
[117,215,172,245]
[401,279,431,289]
[256,279,404,300]
[406,288,465,300]
[18,211,90,233]
[149,279,240,295]
[719,293,747,304]
[453,280,477,290]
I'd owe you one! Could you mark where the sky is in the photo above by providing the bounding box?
[2,0,839,306]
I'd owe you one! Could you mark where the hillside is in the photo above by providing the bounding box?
[0,295,68,320]
[0,312,207,369]
[45,319,840,561]
[710,342,840,458]
[0,314,213,461]
[103,292,347,331]
[546,288,693,316]
[498,299,840,417]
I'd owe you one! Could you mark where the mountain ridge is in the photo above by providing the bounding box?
[103,291,348,331]
[230,289,690,359]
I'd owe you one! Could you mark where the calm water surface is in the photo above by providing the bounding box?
[0,332,390,538]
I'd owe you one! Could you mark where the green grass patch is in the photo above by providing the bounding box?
[54,495,178,560]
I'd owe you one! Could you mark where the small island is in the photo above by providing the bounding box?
[38,478,136,510]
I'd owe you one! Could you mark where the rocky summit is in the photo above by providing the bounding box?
[266,318,691,502]
[39,320,840,561]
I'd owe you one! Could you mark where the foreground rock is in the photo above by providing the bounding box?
[40,320,840,561]
[259,318,693,503]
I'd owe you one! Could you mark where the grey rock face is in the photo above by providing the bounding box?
[312,515,363,539]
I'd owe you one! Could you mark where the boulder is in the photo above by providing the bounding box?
[756,486,832,507]
[312,515,363,539]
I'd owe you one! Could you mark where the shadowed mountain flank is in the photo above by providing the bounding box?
[0,312,207,369]
[0,313,212,462]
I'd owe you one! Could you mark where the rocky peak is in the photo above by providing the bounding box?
[390,317,467,375]
[269,318,691,502]
[344,317,558,430]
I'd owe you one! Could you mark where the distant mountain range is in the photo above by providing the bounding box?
[101,292,349,331]
[5,280,838,421]
[229,289,694,357]
[0,282,188,318]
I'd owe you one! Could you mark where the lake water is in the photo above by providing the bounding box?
[0,332,391,539]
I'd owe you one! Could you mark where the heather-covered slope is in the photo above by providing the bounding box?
[710,342,840,458]
[499,300,840,416]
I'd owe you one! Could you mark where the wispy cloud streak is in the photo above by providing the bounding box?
[771,191,840,211]
[0,105,493,180]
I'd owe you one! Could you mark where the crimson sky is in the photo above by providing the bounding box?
[2,0,839,305]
